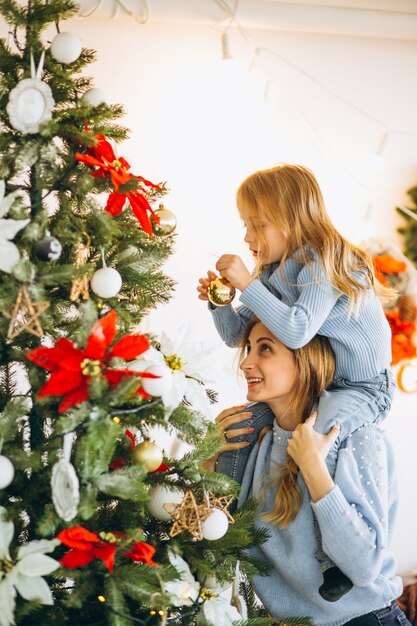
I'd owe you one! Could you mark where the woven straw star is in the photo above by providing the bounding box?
[208,494,235,523]
[3,286,49,339]
[164,490,212,541]
[70,244,90,302]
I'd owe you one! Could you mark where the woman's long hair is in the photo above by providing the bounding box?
[236,164,395,312]
[240,319,336,528]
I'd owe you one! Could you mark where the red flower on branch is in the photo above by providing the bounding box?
[58,526,157,573]
[26,310,153,413]
[76,134,161,235]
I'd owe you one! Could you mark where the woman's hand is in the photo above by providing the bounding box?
[287,412,340,502]
[202,405,254,472]
[197,270,218,301]
[216,255,254,292]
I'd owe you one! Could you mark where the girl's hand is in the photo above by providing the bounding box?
[287,412,340,503]
[202,405,254,472]
[197,270,217,301]
[216,254,254,292]
[287,412,340,472]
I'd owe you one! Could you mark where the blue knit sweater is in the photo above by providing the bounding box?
[210,257,392,381]
[237,420,402,625]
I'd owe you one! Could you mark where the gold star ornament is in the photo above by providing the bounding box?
[3,286,49,339]
[164,490,212,541]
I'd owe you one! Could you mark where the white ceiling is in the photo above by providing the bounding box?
[75,0,417,39]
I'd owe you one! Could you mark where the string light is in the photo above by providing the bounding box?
[97,595,106,602]
[113,416,121,424]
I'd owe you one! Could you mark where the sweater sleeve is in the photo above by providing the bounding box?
[239,261,340,349]
[310,425,398,587]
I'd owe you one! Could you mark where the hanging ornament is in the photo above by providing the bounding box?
[7,52,55,135]
[33,231,62,261]
[146,484,184,521]
[132,440,164,472]
[3,285,49,340]
[0,455,15,489]
[164,489,212,541]
[207,276,235,307]
[81,88,110,107]
[201,508,229,541]
[90,249,122,299]
[70,240,90,302]
[140,363,173,397]
[51,433,79,521]
[152,204,177,237]
[50,32,82,64]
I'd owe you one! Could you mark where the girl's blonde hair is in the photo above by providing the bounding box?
[236,164,394,310]
[240,319,336,528]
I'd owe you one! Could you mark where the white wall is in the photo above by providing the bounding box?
[4,6,417,575]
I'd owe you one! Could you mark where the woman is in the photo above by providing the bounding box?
[206,319,408,626]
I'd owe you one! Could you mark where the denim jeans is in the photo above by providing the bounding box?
[216,370,396,568]
[341,601,411,626]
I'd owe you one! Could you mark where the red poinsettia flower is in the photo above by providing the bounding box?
[76,133,161,235]
[58,526,117,573]
[58,526,158,573]
[26,310,153,413]
[124,541,157,566]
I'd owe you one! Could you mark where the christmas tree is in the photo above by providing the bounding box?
[0,2,279,625]
[397,185,417,268]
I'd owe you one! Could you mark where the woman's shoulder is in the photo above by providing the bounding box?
[339,424,395,467]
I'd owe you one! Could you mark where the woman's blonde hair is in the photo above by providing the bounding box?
[240,319,336,528]
[236,164,394,310]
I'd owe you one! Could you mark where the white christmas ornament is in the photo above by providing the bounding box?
[141,363,173,397]
[50,32,82,64]
[147,485,183,521]
[90,267,122,299]
[0,455,15,489]
[51,458,80,521]
[7,52,55,134]
[81,88,110,107]
[201,508,229,541]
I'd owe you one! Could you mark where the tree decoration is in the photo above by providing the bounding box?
[33,232,62,261]
[0,180,28,274]
[207,276,235,307]
[26,309,151,413]
[201,508,229,541]
[57,526,157,573]
[197,591,242,625]
[50,32,82,64]
[208,494,235,523]
[130,327,220,416]
[132,361,173,397]
[0,507,60,625]
[164,490,212,541]
[81,88,110,107]
[164,553,200,607]
[70,242,90,302]
[51,433,79,521]
[3,286,50,340]
[90,250,122,299]
[0,455,15,489]
[76,132,161,235]
[146,485,184,521]
[152,203,177,237]
[132,440,164,472]
[7,52,54,134]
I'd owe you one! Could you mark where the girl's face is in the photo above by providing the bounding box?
[240,323,298,408]
[243,217,287,264]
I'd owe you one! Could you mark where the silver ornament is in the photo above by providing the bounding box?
[51,458,80,521]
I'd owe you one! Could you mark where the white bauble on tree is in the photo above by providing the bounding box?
[50,32,82,64]
[201,508,229,540]
[142,363,173,397]
[147,485,183,521]
[0,455,15,488]
[81,88,110,107]
[90,267,122,299]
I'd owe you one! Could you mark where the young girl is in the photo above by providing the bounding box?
[197,164,395,602]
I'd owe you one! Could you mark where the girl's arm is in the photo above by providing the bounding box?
[240,261,340,349]
[291,420,396,587]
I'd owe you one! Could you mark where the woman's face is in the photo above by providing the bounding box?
[240,322,298,407]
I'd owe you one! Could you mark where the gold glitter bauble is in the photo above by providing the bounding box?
[152,204,177,236]
[132,440,163,472]
[207,277,235,307]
